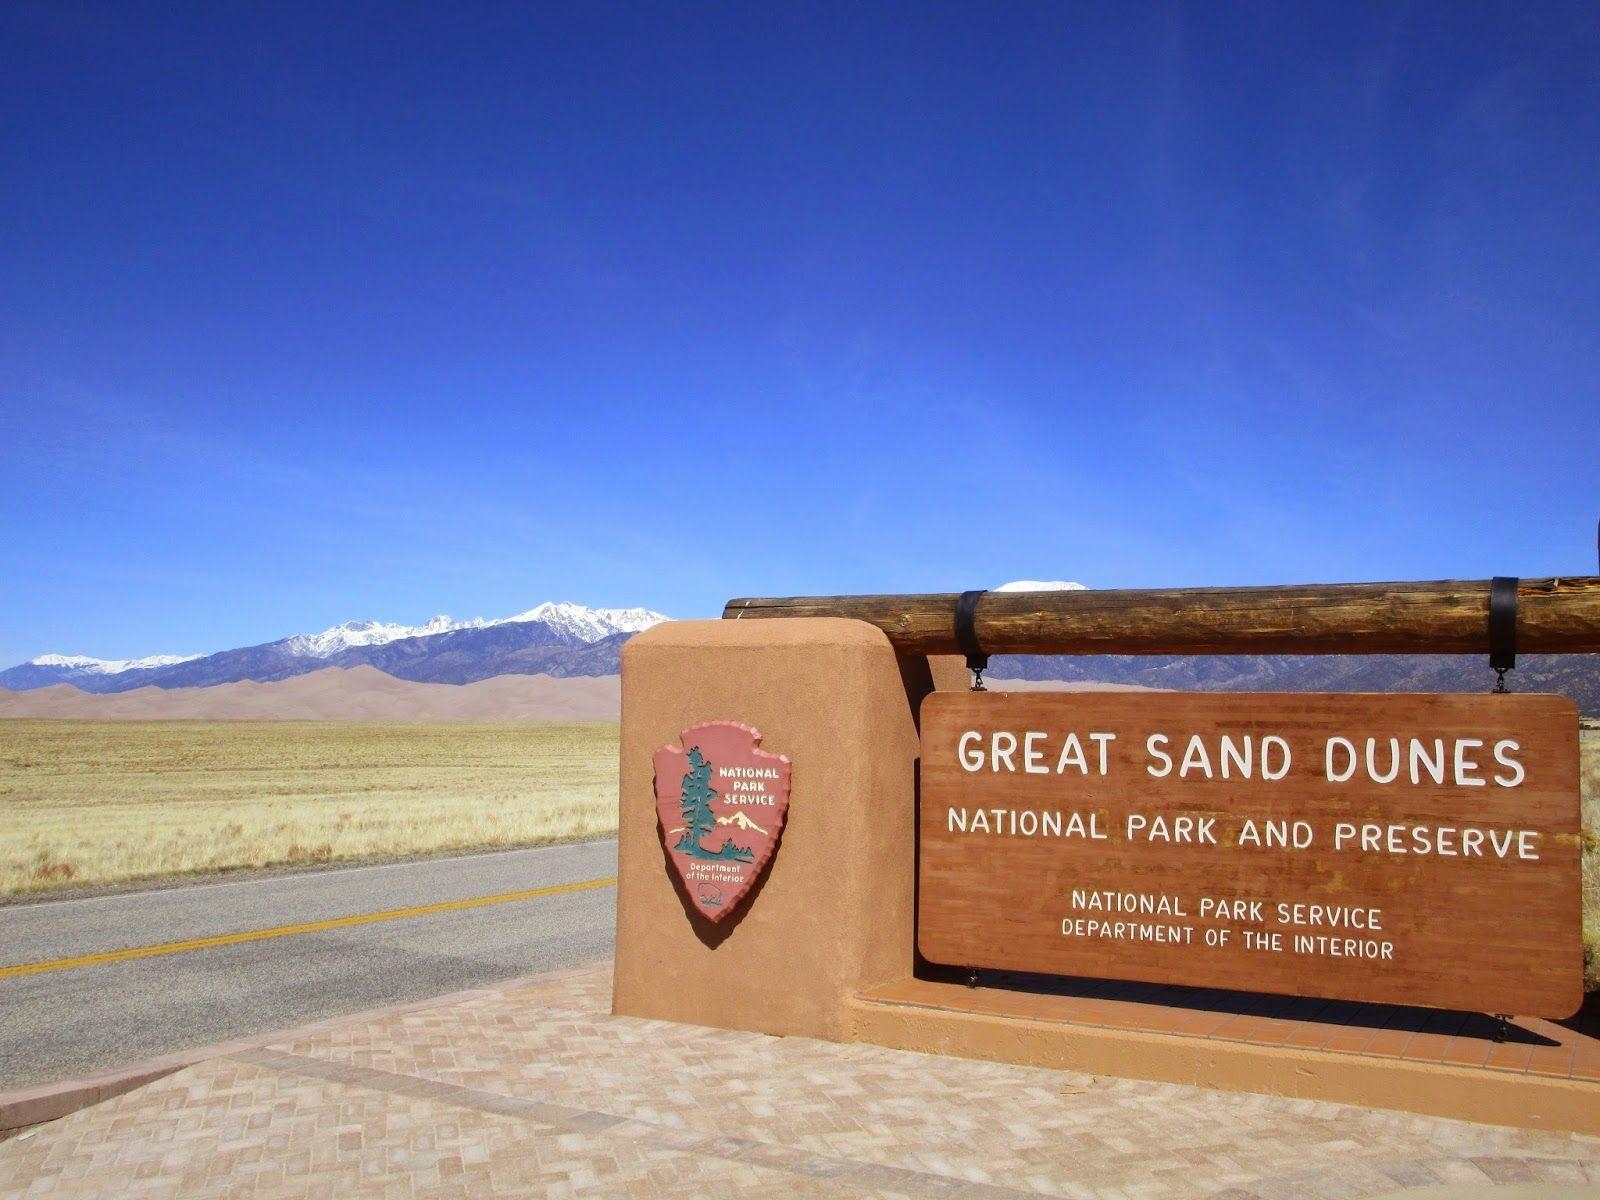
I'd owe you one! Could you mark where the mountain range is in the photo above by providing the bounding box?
[0,602,665,693]
[988,652,1599,714]
[3,590,1594,714]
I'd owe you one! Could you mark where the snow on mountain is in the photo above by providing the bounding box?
[495,602,666,643]
[993,580,1087,592]
[3,602,672,693]
[282,615,486,658]
[282,603,668,659]
[27,652,203,675]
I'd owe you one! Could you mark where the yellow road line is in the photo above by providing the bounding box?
[0,876,618,981]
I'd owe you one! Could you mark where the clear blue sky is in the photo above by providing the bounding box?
[3,4,1597,664]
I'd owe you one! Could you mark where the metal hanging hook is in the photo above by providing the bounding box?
[1488,576,1518,695]
[955,589,990,693]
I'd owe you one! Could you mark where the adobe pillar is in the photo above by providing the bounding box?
[612,617,961,1040]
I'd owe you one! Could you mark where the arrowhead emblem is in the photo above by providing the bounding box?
[653,721,791,923]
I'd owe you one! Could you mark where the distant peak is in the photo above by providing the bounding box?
[13,600,674,676]
[26,652,201,674]
[281,601,669,658]
[283,614,490,657]
[496,601,669,642]
[993,580,1087,592]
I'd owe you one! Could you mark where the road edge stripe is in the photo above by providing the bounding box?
[0,876,617,981]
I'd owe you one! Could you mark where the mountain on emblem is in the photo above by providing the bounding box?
[717,811,769,834]
[653,721,791,923]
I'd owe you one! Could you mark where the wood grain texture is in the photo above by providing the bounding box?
[918,691,1582,1017]
[724,577,1600,656]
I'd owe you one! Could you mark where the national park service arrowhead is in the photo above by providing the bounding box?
[653,721,791,923]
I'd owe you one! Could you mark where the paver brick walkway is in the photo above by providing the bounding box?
[1,965,1596,1199]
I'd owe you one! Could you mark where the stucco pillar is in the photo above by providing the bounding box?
[612,617,961,1040]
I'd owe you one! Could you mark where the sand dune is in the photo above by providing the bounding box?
[0,665,621,722]
[0,667,1152,723]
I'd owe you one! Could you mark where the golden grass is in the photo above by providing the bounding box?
[0,721,619,897]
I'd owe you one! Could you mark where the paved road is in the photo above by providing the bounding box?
[0,840,617,1090]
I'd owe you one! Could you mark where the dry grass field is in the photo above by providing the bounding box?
[0,721,619,897]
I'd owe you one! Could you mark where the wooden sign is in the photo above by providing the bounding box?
[918,691,1582,1017]
[655,721,791,923]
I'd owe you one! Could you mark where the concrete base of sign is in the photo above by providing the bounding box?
[848,978,1600,1136]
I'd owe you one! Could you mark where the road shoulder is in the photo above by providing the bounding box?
[0,963,606,1133]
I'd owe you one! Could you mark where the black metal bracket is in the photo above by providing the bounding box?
[955,589,989,691]
[1489,576,1518,692]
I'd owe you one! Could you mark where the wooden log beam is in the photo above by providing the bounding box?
[722,577,1600,657]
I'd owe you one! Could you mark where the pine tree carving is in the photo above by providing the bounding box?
[675,746,717,856]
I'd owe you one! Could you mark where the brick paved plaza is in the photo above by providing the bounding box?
[1,964,1596,1199]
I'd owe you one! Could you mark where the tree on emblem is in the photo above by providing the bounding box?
[675,747,718,856]
[675,746,754,862]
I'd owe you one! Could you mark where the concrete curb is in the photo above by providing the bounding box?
[848,986,1600,1138]
[0,961,609,1133]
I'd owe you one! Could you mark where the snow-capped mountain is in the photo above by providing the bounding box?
[282,616,486,658]
[0,652,207,691]
[1,602,669,693]
[496,602,664,644]
[28,652,203,674]
[993,580,1087,593]
[279,604,666,659]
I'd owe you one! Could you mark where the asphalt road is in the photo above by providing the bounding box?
[0,840,617,1090]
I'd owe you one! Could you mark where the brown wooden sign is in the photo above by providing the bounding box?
[918,691,1582,1017]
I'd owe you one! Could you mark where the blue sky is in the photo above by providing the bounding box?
[2,4,1597,665]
